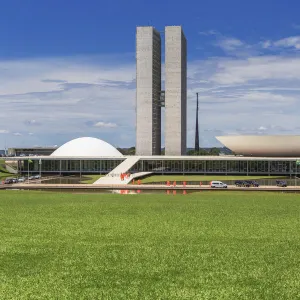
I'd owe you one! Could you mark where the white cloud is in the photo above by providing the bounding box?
[273,36,300,50]
[93,121,118,128]
[261,36,300,51]
[199,30,218,36]
[13,132,22,136]
[208,56,300,85]
[261,40,272,49]
[217,37,245,52]
[258,126,267,131]
[1,33,300,149]
[25,120,40,126]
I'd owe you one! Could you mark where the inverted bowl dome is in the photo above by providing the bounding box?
[51,137,123,157]
[216,135,300,157]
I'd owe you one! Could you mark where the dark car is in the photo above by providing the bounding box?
[235,180,250,187]
[276,180,287,187]
[4,179,14,184]
[248,180,259,187]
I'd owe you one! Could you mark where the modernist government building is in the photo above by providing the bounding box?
[10,26,300,177]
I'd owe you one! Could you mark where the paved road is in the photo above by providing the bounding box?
[1,183,300,192]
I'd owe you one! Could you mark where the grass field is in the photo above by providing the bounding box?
[1,191,300,299]
[140,174,283,184]
[0,172,9,179]
[0,159,11,179]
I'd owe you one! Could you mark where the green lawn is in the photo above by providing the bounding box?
[141,174,283,184]
[0,159,12,178]
[80,174,103,184]
[1,191,300,299]
[0,171,10,179]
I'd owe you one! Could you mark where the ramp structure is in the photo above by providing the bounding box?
[93,157,151,185]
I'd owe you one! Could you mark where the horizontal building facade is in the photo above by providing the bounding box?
[9,156,300,177]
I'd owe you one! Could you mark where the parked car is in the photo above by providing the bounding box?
[18,177,25,182]
[210,181,227,188]
[245,180,260,187]
[235,180,247,187]
[4,178,14,184]
[235,180,250,187]
[34,175,40,179]
[276,180,287,187]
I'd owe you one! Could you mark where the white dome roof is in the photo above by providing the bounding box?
[51,137,123,157]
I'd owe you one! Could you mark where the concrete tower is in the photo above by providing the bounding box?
[135,26,162,155]
[164,26,187,156]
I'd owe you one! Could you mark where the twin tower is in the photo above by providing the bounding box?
[136,26,187,156]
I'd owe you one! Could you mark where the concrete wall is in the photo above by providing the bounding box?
[165,26,187,156]
[136,27,161,156]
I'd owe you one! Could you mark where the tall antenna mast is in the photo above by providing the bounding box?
[195,93,200,152]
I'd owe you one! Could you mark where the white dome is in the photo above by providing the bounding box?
[51,137,123,157]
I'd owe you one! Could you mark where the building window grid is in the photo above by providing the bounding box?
[20,159,300,175]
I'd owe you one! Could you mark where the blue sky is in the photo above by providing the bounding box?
[1,0,300,149]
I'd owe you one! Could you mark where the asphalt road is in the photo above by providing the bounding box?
[0,183,298,192]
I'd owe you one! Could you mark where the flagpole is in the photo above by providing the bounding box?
[39,159,42,184]
[28,158,29,184]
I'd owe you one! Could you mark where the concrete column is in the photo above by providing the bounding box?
[136,26,162,155]
[165,26,187,156]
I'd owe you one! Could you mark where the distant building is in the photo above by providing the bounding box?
[165,26,187,156]
[136,25,187,156]
[136,26,162,156]
[8,147,57,157]
[6,136,300,177]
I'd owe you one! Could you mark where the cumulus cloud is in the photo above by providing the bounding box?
[199,29,218,36]
[93,121,118,128]
[24,120,41,126]
[1,34,300,148]
[261,36,300,51]
[217,37,245,52]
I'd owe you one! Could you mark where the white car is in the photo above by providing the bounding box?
[18,177,25,182]
[210,181,228,188]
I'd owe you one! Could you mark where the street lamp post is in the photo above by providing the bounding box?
[39,159,42,183]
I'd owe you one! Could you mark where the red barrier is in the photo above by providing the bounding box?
[173,181,176,187]
[183,181,186,187]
